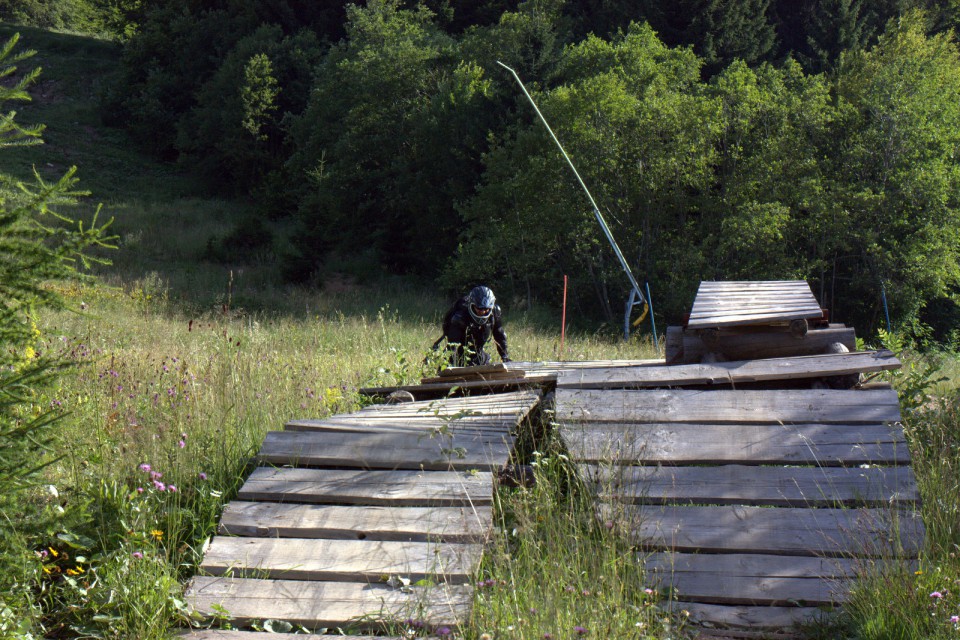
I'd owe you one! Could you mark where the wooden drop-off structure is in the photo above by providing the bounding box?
[182,281,923,639]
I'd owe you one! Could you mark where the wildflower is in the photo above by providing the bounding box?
[931,591,944,599]
[542,634,553,640]
[167,485,178,493]
[480,634,493,640]
[150,529,164,541]
[435,627,451,636]
[139,463,151,473]
[198,472,207,481]
[644,588,654,595]
[153,481,166,491]
[150,470,163,480]
[574,626,587,635]
[136,487,144,493]
[66,566,84,576]
[951,615,959,624]
[178,440,185,448]
[132,552,143,559]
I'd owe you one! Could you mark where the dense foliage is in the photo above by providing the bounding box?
[36,0,959,338]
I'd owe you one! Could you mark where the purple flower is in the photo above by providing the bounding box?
[951,615,960,624]
[136,487,144,494]
[139,463,151,473]
[198,472,207,481]
[153,481,166,491]
[167,485,178,493]
[178,440,185,448]
[931,591,944,599]
[574,625,588,635]
[132,552,143,559]
[435,627,451,636]
[542,634,554,640]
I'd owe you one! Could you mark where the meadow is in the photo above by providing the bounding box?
[2,22,960,640]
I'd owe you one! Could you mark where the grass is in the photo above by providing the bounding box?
[2,21,960,640]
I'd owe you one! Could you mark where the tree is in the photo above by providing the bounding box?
[284,0,497,279]
[448,23,722,321]
[822,12,960,330]
[0,33,114,626]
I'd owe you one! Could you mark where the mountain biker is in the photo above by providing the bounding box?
[436,285,510,367]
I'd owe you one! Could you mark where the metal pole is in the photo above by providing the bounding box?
[645,281,659,351]
[497,60,647,308]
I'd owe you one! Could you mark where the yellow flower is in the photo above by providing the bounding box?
[150,529,164,541]
[66,566,84,576]
[48,547,59,558]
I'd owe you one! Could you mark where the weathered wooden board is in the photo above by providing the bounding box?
[581,464,919,507]
[681,327,856,363]
[186,576,472,630]
[645,552,855,605]
[285,387,541,433]
[555,388,901,424]
[688,281,822,329]
[219,502,492,542]
[560,422,910,466]
[672,601,831,630]
[440,363,511,377]
[178,632,394,640]
[200,537,483,584]
[556,351,899,389]
[607,504,924,557]
[257,429,513,471]
[237,467,493,506]
[178,632,385,640]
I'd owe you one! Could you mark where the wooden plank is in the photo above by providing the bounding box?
[219,502,492,542]
[581,464,919,507]
[287,399,530,433]
[608,504,924,556]
[556,351,899,389]
[237,468,493,506]
[178,632,384,639]
[645,552,855,605]
[186,576,472,630]
[200,537,483,584]
[358,378,543,397]
[420,371,526,384]
[681,327,856,363]
[439,363,514,377]
[665,326,684,364]
[555,388,901,424]
[257,430,514,471]
[687,310,824,329]
[560,422,910,466]
[673,601,831,630]
[689,302,821,314]
[697,281,815,290]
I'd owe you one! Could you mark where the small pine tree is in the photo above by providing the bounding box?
[0,32,115,630]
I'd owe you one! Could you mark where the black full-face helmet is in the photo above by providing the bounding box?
[467,285,496,325]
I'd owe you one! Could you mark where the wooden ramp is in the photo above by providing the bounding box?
[687,280,824,330]
[183,390,541,636]
[556,352,923,632]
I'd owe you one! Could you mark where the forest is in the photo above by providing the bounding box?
[4,0,960,339]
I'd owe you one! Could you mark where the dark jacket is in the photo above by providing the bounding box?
[441,297,509,367]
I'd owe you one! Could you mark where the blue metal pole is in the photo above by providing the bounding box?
[645,281,659,351]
